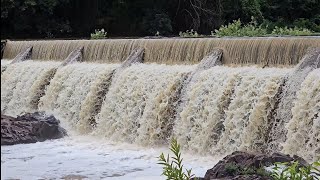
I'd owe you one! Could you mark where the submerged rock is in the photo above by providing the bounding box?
[204,151,308,180]
[1,112,67,145]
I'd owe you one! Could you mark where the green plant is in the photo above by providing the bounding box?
[225,163,271,177]
[271,160,320,180]
[256,167,271,177]
[212,18,267,37]
[271,26,312,36]
[225,162,240,175]
[179,29,201,38]
[90,28,107,39]
[241,167,256,175]
[158,138,195,180]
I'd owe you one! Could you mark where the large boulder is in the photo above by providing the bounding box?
[204,151,308,180]
[1,112,67,145]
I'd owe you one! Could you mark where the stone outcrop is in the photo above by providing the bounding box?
[204,151,308,180]
[59,47,84,67]
[118,48,144,70]
[1,112,67,145]
[10,46,33,64]
[1,40,7,59]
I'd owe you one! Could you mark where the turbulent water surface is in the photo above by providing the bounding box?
[1,136,217,180]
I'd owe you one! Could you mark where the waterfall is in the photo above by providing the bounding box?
[282,69,320,161]
[1,38,319,162]
[1,61,60,116]
[38,63,117,130]
[3,37,320,66]
[95,64,195,143]
[1,59,11,73]
[174,67,290,155]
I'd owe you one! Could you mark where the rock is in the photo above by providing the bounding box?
[59,47,84,67]
[1,40,7,59]
[119,48,144,69]
[204,151,308,180]
[10,46,33,64]
[1,112,67,145]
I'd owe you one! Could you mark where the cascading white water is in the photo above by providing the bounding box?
[1,61,60,116]
[282,69,320,161]
[174,66,290,156]
[1,59,12,73]
[95,64,195,143]
[1,58,319,162]
[2,39,320,179]
[38,63,118,131]
[214,68,289,155]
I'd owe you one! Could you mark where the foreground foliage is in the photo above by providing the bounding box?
[271,161,320,180]
[159,140,320,180]
[158,139,195,180]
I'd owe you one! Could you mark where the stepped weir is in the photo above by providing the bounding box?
[1,37,319,162]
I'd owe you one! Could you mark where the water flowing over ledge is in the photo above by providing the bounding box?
[3,37,320,66]
[1,38,320,179]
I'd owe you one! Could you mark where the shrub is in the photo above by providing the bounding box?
[90,28,107,39]
[225,162,240,175]
[179,29,201,38]
[212,19,267,37]
[271,26,312,36]
[212,18,313,37]
[271,160,320,180]
[158,138,195,180]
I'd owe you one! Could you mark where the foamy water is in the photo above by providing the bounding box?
[1,57,319,180]
[1,136,218,180]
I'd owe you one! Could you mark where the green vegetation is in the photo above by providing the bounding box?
[179,29,201,38]
[271,27,312,36]
[223,162,271,177]
[271,161,320,180]
[1,0,319,38]
[158,138,195,180]
[90,29,107,39]
[213,19,267,37]
[159,140,320,180]
[212,19,313,37]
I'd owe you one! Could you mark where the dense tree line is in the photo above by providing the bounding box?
[1,0,319,39]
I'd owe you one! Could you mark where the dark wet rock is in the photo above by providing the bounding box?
[203,151,308,180]
[1,40,7,59]
[10,46,33,64]
[59,47,84,67]
[119,48,144,69]
[1,112,67,145]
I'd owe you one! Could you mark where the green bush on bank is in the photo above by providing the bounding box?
[90,29,107,39]
[271,26,312,36]
[179,29,201,38]
[209,18,314,37]
[212,19,267,37]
